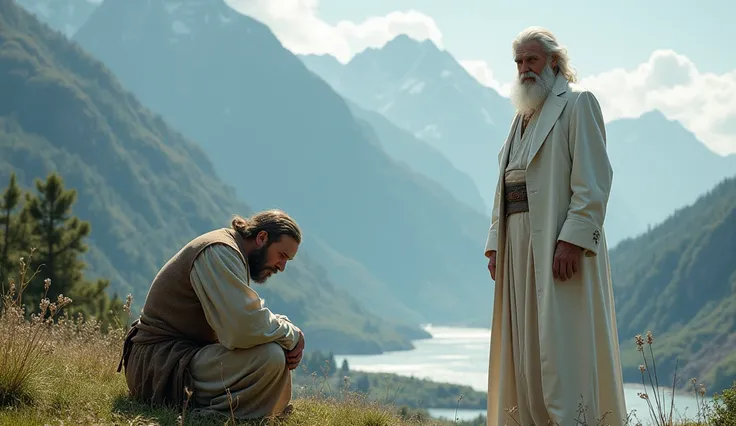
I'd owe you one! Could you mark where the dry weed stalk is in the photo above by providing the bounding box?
[634,330,712,426]
[0,249,72,406]
[502,396,613,426]
[497,330,718,426]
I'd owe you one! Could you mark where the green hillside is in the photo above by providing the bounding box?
[73,0,494,327]
[611,175,736,393]
[0,0,420,354]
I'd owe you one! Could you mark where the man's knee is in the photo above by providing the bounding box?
[253,342,287,372]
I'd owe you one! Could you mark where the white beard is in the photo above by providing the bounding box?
[510,64,557,117]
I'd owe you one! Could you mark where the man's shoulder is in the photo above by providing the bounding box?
[561,81,600,105]
[179,228,240,262]
[189,228,236,247]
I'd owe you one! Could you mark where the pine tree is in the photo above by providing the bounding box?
[22,172,90,304]
[0,173,21,283]
[340,359,350,377]
[327,352,337,376]
[355,374,371,393]
[0,173,31,289]
[0,172,126,328]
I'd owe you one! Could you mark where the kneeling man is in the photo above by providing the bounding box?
[118,209,305,419]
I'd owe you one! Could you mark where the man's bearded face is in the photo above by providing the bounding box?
[247,243,277,284]
[510,40,557,116]
[247,234,299,284]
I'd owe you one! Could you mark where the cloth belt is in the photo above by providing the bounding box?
[504,182,529,215]
[117,318,140,373]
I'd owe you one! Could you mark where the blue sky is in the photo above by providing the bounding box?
[316,0,734,85]
[234,0,736,155]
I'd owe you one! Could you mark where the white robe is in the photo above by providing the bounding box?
[484,74,627,425]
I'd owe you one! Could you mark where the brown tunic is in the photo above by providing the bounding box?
[117,228,252,408]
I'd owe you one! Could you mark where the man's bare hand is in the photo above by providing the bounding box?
[553,241,583,281]
[487,250,497,281]
[285,330,305,370]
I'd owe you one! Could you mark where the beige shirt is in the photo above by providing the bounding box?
[189,244,301,351]
[505,110,541,184]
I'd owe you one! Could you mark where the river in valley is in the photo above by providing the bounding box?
[334,326,709,424]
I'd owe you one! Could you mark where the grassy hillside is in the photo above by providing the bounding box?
[73,0,494,327]
[0,293,720,426]
[0,282,482,425]
[0,0,420,354]
[611,175,736,392]
[0,298,457,425]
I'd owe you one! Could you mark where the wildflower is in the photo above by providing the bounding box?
[638,365,646,373]
[56,294,72,308]
[123,294,133,313]
[634,334,644,351]
[39,298,50,313]
[44,278,51,291]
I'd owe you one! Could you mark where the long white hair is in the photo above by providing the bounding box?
[512,26,577,83]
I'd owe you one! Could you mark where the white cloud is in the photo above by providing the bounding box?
[458,60,512,97]
[579,50,736,156]
[458,51,736,155]
[227,0,443,63]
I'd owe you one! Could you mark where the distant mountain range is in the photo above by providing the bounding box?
[301,37,515,217]
[14,0,736,249]
[0,0,426,355]
[605,111,736,243]
[70,0,496,329]
[611,175,736,393]
[299,39,736,248]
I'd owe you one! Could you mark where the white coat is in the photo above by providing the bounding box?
[484,73,628,425]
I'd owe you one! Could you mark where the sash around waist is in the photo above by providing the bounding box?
[504,181,529,215]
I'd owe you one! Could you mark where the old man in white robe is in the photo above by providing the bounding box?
[484,27,628,426]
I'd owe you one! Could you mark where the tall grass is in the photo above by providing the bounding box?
[0,248,72,407]
[0,249,733,425]
[501,331,717,426]
[631,331,711,426]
